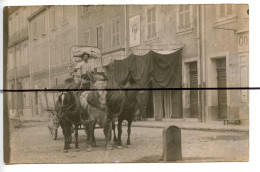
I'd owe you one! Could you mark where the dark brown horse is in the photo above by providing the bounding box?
[55,91,81,152]
[106,80,140,148]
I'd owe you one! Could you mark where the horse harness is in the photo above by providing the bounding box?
[57,92,82,125]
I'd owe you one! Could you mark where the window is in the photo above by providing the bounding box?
[177,5,192,31]
[216,4,236,21]
[82,6,90,15]
[111,16,120,47]
[97,26,104,49]
[147,7,157,40]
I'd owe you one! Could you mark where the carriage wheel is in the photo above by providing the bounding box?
[48,111,59,140]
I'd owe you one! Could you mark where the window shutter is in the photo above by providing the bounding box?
[97,26,103,49]
[179,13,184,28]
[111,17,120,47]
[32,21,37,39]
[152,23,156,37]
[42,16,46,34]
[185,10,190,27]
[51,9,56,28]
[220,5,225,18]
[180,5,183,12]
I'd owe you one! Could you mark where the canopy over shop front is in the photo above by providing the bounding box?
[114,48,183,119]
[114,48,182,88]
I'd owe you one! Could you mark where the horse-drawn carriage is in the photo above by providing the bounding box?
[40,46,140,152]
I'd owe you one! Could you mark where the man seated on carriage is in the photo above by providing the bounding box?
[66,51,108,121]
[70,52,95,89]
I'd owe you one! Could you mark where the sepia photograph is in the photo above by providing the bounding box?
[2,2,251,165]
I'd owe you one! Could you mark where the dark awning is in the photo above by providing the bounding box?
[114,48,182,88]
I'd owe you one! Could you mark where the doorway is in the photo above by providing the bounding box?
[216,58,227,120]
[189,62,198,118]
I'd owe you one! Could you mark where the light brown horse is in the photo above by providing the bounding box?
[80,88,113,151]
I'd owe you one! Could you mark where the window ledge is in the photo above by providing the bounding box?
[109,45,122,52]
[144,36,159,44]
[215,16,237,26]
[176,27,193,37]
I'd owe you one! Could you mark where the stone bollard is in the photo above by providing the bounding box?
[162,125,182,161]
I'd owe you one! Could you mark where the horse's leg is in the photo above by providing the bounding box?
[69,125,74,144]
[127,119,133,147]
[84,124,90,143]
[87,121,94,151]
[117,118,123,148]
[74,124,79,151]
[61,123,68,152]
[62,123,70,152]
[103,118,112,150]
[92,121,97,147]
[112,122,117,143]
[66,124,72,149]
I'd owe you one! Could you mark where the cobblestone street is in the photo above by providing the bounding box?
[8,120,249,163]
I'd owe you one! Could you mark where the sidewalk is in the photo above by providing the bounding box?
[9,116,249,132]
[132,120,249,132]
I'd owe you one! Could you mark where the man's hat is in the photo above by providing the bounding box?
[73,51,90,58]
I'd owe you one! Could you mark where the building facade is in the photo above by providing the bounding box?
[6,5,249,124]
[7,6,40,117]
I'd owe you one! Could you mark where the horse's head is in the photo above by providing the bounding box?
[95,90,108,110]
[124,79,142,101]
[58,92,74,109]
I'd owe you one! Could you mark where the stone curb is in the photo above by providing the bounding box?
[132,124,249,132]
[9,117,249,132]
[9,117,48,123]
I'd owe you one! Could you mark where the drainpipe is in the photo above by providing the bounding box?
[14,46,18,117]
[75,6,79,45]
[196,5,202,122]
[197,5,207,122]
[47,6,51,88]
[201,5,206,122]
[124,5,129,57]
[28,15,33,116]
